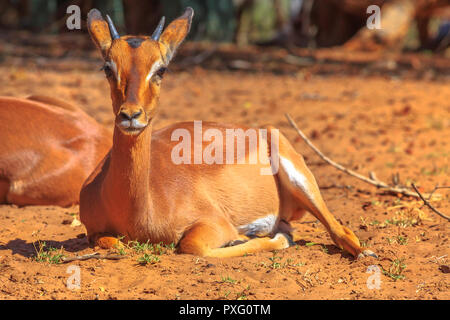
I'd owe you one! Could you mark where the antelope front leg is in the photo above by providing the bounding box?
[177,216,293,258]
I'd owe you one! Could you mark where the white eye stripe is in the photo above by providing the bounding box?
[145,61,164,83]
[105,60,120,83]
[105,60,118,75]
[105,60,163,84]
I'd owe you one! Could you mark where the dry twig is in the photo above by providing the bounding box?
[61,252,126,263]
[285,113,421,198]
[426,185,450,201]
[411,184,450,221]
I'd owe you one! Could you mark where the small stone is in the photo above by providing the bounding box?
[439,265,449,274]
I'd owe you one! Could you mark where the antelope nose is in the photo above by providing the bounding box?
[119,109,143,120]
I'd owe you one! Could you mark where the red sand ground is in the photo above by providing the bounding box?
[0,40,448,300]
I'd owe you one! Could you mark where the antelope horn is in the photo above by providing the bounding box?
[106,14,120,40]
[151,16,165,41]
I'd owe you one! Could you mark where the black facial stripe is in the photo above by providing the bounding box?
[126,38,145,48]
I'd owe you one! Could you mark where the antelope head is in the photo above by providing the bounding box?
[87,8,194,135]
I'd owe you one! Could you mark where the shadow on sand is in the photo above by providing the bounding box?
[0,236,89,259]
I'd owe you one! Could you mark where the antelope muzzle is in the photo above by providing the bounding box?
[116,105,148,134]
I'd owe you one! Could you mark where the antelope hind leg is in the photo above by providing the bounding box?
[270,127,377,259]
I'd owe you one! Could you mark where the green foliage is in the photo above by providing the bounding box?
[382,259,407,281]
[137,253,160,265]
[221,276,237,284]
[33,241,64,264]
[127,240,175,266]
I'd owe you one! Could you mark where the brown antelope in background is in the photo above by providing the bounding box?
[0,95,111,207]
[80,8,377,259]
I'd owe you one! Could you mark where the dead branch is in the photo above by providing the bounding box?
[319,184,353,190]
[61,252,127,263]
[427,185,450,201]
[412,184,450,221]
[285,113,421,198]
[179,44,218,68]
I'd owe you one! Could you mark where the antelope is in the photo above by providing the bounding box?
[80,8,377,259]
[0,95,111,206]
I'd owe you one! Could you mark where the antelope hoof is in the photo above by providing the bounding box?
[357,249,378,260]
[273,233,295,248]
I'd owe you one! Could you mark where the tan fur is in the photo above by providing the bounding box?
[26,95,79,112]
[81,8,375,259]
[0,96,111,206]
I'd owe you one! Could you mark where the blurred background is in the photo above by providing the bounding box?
[0,0,448,79]
[0,0,449,50]
[0,0,449,77]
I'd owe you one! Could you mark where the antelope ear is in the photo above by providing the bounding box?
[159,7,194,63]
[87,9,112,58]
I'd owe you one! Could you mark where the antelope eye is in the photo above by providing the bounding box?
[155,67,167,79]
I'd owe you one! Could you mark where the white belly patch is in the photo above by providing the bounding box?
[237,214,277,237]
